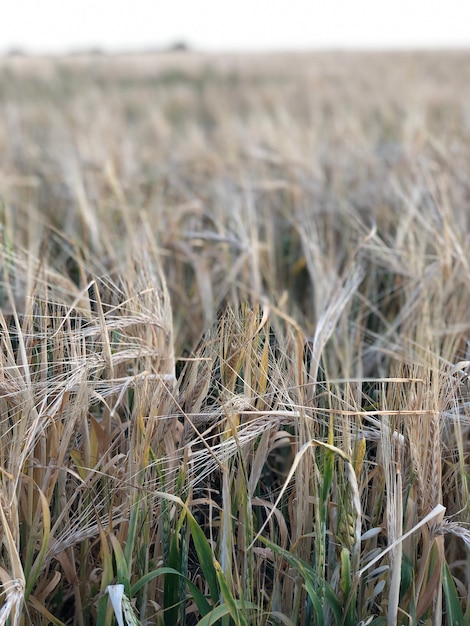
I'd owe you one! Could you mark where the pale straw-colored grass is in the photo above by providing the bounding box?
[0,50,469,624]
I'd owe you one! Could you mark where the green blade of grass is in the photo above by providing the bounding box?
[109,533,131,598]
[196,602,258,626]
[131,567,211,616]
[213,558,248,626]
[259,536,327,625]
[164,527,184,626]
[442,561,465,626]
[187,511,220,604]
[340,548,356,626]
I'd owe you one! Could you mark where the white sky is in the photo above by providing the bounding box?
[1,0,470,54]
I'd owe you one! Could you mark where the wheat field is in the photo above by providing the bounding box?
[0,50,469,625]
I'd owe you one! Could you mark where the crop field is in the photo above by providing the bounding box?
[0,50,469,625]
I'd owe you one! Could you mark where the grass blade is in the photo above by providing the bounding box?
[442,561,466,626]
[187,511,220,604]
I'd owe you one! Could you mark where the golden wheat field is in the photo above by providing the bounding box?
[0,50,469,625]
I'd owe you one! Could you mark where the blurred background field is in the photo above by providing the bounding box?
[0,51,469,624]
[2,51,470,341]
